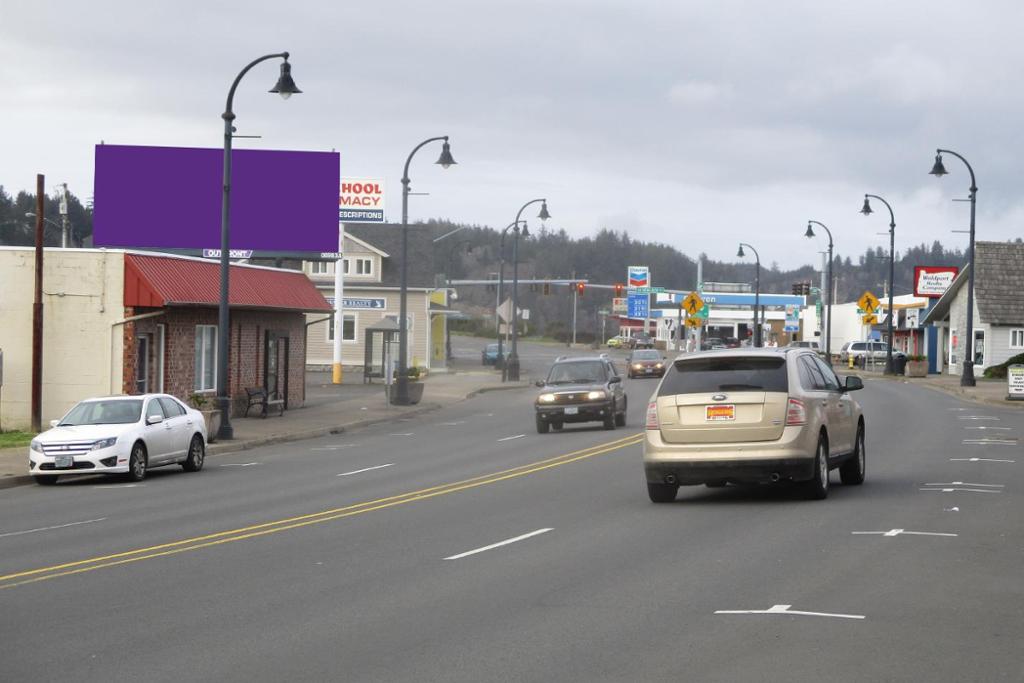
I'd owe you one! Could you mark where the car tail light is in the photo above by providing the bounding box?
[646,401,659,429]
[786,397,807,426]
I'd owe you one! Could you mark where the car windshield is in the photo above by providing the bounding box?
[547,361,607,384]
[59,399,143,426]
[632,350,661,360]
[486,344,499,352]
[658,356,789,395]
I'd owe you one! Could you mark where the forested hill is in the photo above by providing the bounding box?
[427,218,1002,340]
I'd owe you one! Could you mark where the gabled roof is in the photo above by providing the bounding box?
[124,253,331,312]
[343,232,390,257]
[344,224,435,288]
[923,241,1024,326]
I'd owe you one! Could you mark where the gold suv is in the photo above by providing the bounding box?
[643,349,865,502]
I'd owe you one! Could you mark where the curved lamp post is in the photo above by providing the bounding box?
[737,243,761,347]
[860,194,896,375]
[394,136,456,405]
[495,220,526,373]
[506,199,550,382]
[217,52,300,440]
[805,220,834,363]
[930,149,978,387]
[445,240,472,362]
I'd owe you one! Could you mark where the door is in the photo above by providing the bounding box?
[143,398,173,463]
[797,355,844,455]
[158,397,191,460]
[264,332,291,407]
[135,336,149,394]
[813,355,853,453]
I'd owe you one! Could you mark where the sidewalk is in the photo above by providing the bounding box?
[850,365,1022,409]
[0,368,529,490]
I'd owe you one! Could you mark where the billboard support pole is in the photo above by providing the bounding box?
[31,174,44,434]
[333,224,345,384]
[216,51,296,440]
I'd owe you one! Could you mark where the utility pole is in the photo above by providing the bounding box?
[59,183,70,248]
[31,174,45,433]
[571,270,578,346]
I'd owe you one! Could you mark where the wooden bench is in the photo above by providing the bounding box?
[244,387,285,418]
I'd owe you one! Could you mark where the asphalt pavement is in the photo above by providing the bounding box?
[1,362,1021,682]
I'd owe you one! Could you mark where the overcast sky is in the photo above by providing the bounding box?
[4,0,1023,269]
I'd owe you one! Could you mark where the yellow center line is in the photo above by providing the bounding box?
[0,432,643,590]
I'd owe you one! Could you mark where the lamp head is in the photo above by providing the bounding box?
[929,153,949,177]
[860,197,873,215]
[521,221,530,238]
[538,201,551,221]
[804,223,815,238]
[436,140,456,169]
[736,245,745,258]
[269,58,302,99]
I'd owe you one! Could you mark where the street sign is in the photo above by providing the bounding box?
[862,314,878,325]
[784,305,800,332]
[497,298,513,323]
[685,316,703,327]
[682,291,704,316]
[632,287,665,294]
[339,178,386,223]
[612,297,627,314]
[858,290,880,313]
[627,293,649,318]
[628,266,649,289]
[521,309,530,321]
[1008,365,1024,401]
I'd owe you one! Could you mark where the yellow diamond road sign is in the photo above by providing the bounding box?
[858,290,880,314]
[682,291,705,317]
[685,316,703,327]
[862,314,878,325]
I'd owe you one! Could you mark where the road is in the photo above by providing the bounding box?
[1,357,1022,681]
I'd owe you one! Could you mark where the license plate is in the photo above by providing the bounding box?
[563,406,579,415]
[55,455,74,469]
[645,368,653,374]
[705,404,735,421]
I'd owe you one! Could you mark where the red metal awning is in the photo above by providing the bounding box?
[124,253,331,312]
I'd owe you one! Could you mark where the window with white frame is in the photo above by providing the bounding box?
[309,261,332,275]
[326,314,357,343]
[344,257,372,276]
[1011,329,1024,349]
[194,325,217,391]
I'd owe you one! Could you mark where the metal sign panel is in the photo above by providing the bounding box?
[627,293,649,318]
[858,291,880,312]
[1008,365,1024,400]
[325,297,386,310]
[612,297,627,314]
[627,266,649,289]
[784,305,800,332]
[913,266,959,298]
[94,144,340,255]
[682,291,704,317]
[339,178,386,223]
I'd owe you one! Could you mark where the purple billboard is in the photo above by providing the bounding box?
[94,144,340,256]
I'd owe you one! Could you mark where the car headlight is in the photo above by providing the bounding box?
[655,363,663,368]
[632,364,642,370]
[91,437,118,451]
[538,393,556,403]
[587,390,606,400]
[30,439,42,452]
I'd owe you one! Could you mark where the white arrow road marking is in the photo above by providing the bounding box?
[962,439,1017,446]
[715,604,865,620]
[958,416,1000,421]
[389,433,414,437]
[948,408,969,411]
[951,457,1016,463]
[337,463,394,477]
[964,426,1013,430]
[219,462,259,467]
[497,434,526,442]
[92,484,145,489]
[0,517,107,539]
[944,507,960,512]
[311,444,359,451]
[438,421,466,426]
[851,529,958,537]
[444,528,553,560]
[920,488,1001,493]
[924,481,1003,488]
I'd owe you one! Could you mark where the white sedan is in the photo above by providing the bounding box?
[28,394,207,485]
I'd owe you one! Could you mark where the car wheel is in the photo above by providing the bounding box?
[535,416,550,434]
[603,407,616,430]
[182,434,205,472]
[33,475,59,486]
[647,482,678,503]
[840,423,866,485]
[615,397,627,427]
[552,421,563,431]
[803,434,829,500]
[127,442,147,482]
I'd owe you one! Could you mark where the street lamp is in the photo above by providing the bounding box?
[445,240,472,362]
[216,52,300,440]
[805,220,834,363]
[930,149,978,387]
[506,199,549,382]
[394,136,456,405]
[859,194,896,375]
[24,213,67,244]
[737,243,761,347]
[495,220,526,373]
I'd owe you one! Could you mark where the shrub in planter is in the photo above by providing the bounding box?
[189,392,222,443]
[904,355,928,377]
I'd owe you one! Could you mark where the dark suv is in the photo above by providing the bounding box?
[534,356,627,433]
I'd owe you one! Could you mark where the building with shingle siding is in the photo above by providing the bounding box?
[922,240,1024,376]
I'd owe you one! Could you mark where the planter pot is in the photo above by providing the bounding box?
[388,381,425,405]
[904,360,928,378]
[200,409,222,442]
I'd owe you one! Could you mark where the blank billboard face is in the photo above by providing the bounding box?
[93,144,340,255]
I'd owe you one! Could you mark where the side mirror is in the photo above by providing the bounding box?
[844,376,864,392]
[609,376,622,384]
[146,414,164,425]
[534,380,545,388]
[49,419,60,428]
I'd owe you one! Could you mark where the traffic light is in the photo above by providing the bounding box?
[792,283,801,296]
[614,283,624,297]
[543,282,551,296]
[576,282,585,296]
[529,283,537,293]
[803,282,811,295]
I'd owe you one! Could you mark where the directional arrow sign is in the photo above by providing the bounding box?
[858,290,880,313]
[682,291,705,317]
[862,314,878,325]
